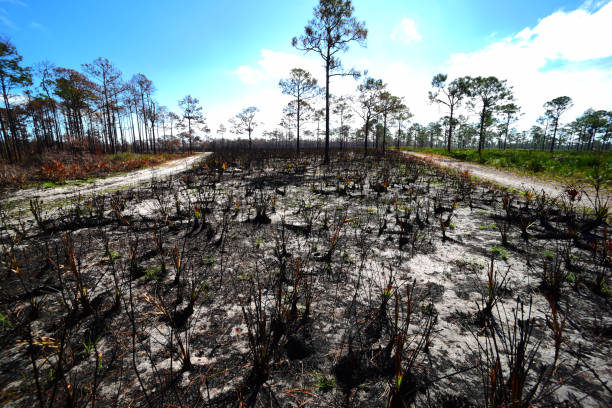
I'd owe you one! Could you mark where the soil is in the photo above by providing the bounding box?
[0,150,609,407]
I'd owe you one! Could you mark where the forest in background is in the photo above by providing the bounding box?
[0,0,611,174]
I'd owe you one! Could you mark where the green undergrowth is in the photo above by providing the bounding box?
[400,147,611,188]
[42,178,98,189]
[108,151,180,162]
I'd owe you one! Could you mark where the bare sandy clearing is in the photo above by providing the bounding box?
[1,151,609,407]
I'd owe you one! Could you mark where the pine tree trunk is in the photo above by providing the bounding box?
[324,47,330,165]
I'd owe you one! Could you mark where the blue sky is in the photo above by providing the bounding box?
[1,0,611,135]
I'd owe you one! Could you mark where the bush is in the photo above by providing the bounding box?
[527,159,544,173]
[401,147,611,187]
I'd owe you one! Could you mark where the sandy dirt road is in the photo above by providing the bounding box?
[403,151,610,205]
[1,152,211,209]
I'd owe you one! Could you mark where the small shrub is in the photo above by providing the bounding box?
[492,246,509,261]
[145,265,162,281]
[527,159,544,173]
[316,374,335,391]
[201,256,215,265]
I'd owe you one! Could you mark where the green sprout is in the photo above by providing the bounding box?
[420,303,436,316]
[83,331,100,355]
[316,374,335,391]
[492,246,509,261]
[145,265,162,281]
[0,312,14,331]
[202,256,215,265]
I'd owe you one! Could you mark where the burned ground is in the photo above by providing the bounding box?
[0,149,610,407]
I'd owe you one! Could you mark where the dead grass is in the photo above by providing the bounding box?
[0,151,189,192]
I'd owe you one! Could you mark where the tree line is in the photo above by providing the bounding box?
[0,39,210,163]
[255,0,612,159]
[2,0,611,165]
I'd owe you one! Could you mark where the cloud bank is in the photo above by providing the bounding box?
[390,18,421,44]
[444,1,612,126]
[219,2,612,138]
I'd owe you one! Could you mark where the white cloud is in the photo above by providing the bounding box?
[0,7,17,29]
[0,0,27,7]
[225,50,320,135]
[377,62,432,122]
[222,2,612,138]
[226,49,352,135]
[226,49,440,136]
[370,4,612,128]
[390,18,422,44]
[442,1,612,128]
[234,49,324,85]
[0,0,27,30]
[29,21,47,32]
[580,0,608,11]
[234,65,264,85]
